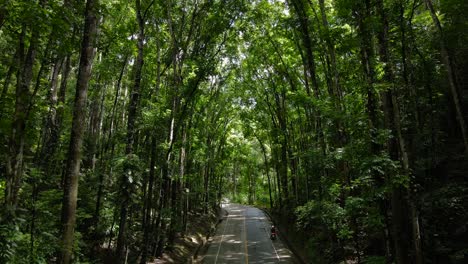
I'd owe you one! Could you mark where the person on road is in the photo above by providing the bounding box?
[270,225,277,240]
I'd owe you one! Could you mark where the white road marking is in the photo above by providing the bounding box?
[209,205,289,263]
[262,211,281,261]
[244,206,249,264]
[214,210,230,263]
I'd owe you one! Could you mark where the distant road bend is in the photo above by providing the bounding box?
[202,203,298,264]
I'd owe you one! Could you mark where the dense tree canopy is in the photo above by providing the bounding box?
[0,0,467,263]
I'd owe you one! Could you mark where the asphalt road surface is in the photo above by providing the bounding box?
[202,203,298,264]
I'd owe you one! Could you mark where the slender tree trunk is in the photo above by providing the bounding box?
[203,141,210,213]
[6,14,41,209]
[58,0,98,262]
[39,58,63,169]
[258,137,273,209]
[287,141,298,205]
[29,182,39,263]
[0,50,17,102]
[85,74,104,172]
[140,136,157,264]
[271,134,283,208]
[376,1,416,263]
[357,0,379,154]
[179,123,188,232]
[355,2,399,262]
[116,0,144,260]
[318,0,342,102]
[273,92,290,205]
[424,0,468,153]
[93,55,127,238]
[288,0,320,96]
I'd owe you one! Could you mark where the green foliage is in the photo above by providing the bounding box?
[296,201,352,239]
[0,219,21,263]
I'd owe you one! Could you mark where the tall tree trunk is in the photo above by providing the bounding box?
[355,1,393,261]
[39,58,63,170]
[48,55,72,174]
[116,0,144,260]
[0,50,17,102]
[258,136,273,209]
[93,54,127,239]
[357,0,379,154]
[85,73,104,172]
[288,0,330,205]
[318,0,342,102]
[288,0,320,96]
[29,181,39,263]
[179,123,188,232]
[5,14,41,210]
[424,0,468,153]
[273,91,290,205]
[376,1,415,263]
[58,0,98,262]
[140,136,157,264]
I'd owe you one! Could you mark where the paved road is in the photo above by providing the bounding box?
[202,203,298,264]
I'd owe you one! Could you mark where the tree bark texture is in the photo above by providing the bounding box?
[424,0,468,154]
[6,12,41,209]
[288,0,320,97]
[58,0,98,262]
[376,1,422,263]
[116,0,145,260]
